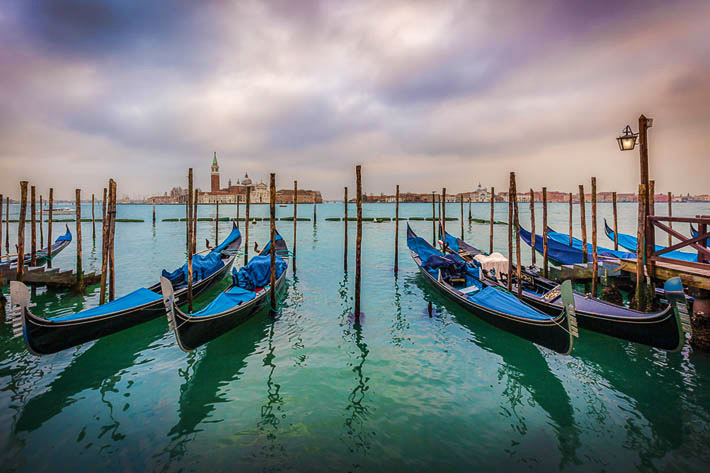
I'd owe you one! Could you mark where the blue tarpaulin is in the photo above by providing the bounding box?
[603,221,697,262]
[260,234,285,256]
[233,254,287,290]
[212,226,241,254]
[161,252,225,287]
[468,287,551,321]
[521,226,635,265]
[189,286,256,317]
[55,229,72,242]
[443,232,459,252]
[50,287,161,321]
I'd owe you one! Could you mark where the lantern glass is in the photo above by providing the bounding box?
[617,125,638,151]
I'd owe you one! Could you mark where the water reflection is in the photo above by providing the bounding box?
[13,319,166,434]
[257,320,286,459]
[411,274,581,469]
[390,275,409,346]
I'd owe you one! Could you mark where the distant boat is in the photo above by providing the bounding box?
[44,207,75,215]
[279,204,288,207]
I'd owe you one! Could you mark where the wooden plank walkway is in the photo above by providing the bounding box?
[0,263,101,288]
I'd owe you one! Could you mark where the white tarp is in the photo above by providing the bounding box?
[474,253,509,280]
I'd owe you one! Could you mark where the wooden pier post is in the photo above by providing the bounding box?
[432,192,436,245]
[441,188,446,249]
[468,196,472,222]
[293,180,297,273]
[0,193,3,260]
[591,177,598,297]
[187,169,194,311]
[236,194,240,229]
[4,196,8,254]
[649,180,655,217]
[92,193,96,239]
[511,175,522,297]
[490,187,495,254]
[529,189,536,266]
[459,194,464,240]
[47,189,53,268]
[99,182,110,304]
[39,195,44,248]
[31,186,36,266]
[667,192,673,246]
[344,187,348,272]
[612,191,619,250]
[635,183,648,311]
[17,182,28,282]
[438,191,442,241]
[193,190,198,251]
[108,181,117,301]
[185,188,189,253]
[394,185,400,273]
[355,165,363,320]
[542,187,549,278]
[507,174,513,292]
[579,185,588,263]
[152,202,156,226]
[313,195,317,225]
[215,200,219,243]
[568,192,573,246]
[75,189,83,290]
[269,173,277,315]
[244,187,250,265]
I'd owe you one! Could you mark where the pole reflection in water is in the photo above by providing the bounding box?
[390,275,409,347]
[257,319,286,458]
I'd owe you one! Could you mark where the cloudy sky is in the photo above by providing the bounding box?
[1,0,708,200]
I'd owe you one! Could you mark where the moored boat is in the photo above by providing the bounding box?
[1,225,72,268]
[408,225,577,355]
[603,220,697,262]
[161,231,289,352]
[9,224,242,355]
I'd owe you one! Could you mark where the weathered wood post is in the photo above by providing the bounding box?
[5,196,10,254]
[612,191,619,250]
[152,202,156,226]
[355,165,363,320]
[293,180,297,273]
[649,180,655,217]
[31,186,36,266]
[193,190,198,251]
[108,181,117,301]
[185,187,189,253]
[103,188,107,221]
[579,185,588,263]
[269,173,277,315]
[512,176,522,297]
[490,187,495,254]
[215,201,219,243]
[17,182,28,281]
[47,189,53,268]
[244,187,250,265]
[344,187,348,272]
[568,192,573,246]
[529,189,536,266]
[0,193,3,260]
[236,194,240,229]
[542,187,549,278]
[187,169,194,311]
[635,183,648,311]
[92,193,96,239]
[468,196,472,222]
[507,175,514,292]
[75,189,83,290]
[667,192,673,246]
[313,195,317,225]
[394,185,400,273]
[441,188,446,249]
[99,182,111,304]
[459,194,464,240]
[438,191,442,240]
[40,195,44,248]
[432,191,436,245]
[591,177,598,297]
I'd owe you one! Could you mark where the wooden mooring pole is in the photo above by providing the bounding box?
[313,195,317,225]
[438,191,442,241]
[269,173,277,315]
[432,192,436,245]
[236,194,240,229]
[507,175,513,292]
[667,192,673,246]
[5,196,10,254]
[17,182,28,282]
[529,189,536,266]
[542,187,548,278]
[591,177,598,297]
[193,190,198,251]
[635,183,648,311]
[92,193,96,239]
[355,165,363,320]
[75,189,83,290]
[612,191,618,250]
[102,188,107,222]
[40,195,44,248]
[47,189,53,268]
[0,193,3,260]
[568,192,573,246]
[344,187,348,272]
[244,187,250,265]
[394,184,399,274]
[468,197,472,222]
[215,201,219,243]
[459,194,464,240]
[579,185,588,263]
[293,180,297,273]
[108,181,117,301]
[31,186,36,266]
[441,188,446,249]
[152,202,156,226]
[187,169,194,311]
[512,175,521,297]
[490,187,495,254]
[99,183,110,304]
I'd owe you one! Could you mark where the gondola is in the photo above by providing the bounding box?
[442,230,691,351]
[161,231,289,352]
[1,225,72,267]
[603,220,697,262]
[9,223,242,355]
[407,225,577,354]
[520,225,635,265]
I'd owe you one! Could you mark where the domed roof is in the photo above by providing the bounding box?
[241,173,252,186]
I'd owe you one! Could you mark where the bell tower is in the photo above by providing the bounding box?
[211,152,220,192]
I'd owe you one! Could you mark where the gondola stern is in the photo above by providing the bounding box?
[560,280,579,354]
[664,277,691,351]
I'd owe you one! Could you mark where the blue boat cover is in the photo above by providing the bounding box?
[189,286,256,317]
[233,254,287,290]
[212,226,241,254]
[55,229,72,242]
[522,226,635,265]
[443,232,459,252]
[690,225,710,247]
[407,233,441,264]
[408,228,481,288]
[603,222,697,262]
[468,286,551,321]
[260,234,285,255]
[50,287,162,321]
[161,252,225,286]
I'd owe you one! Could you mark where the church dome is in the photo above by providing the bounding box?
[241,173,252,186]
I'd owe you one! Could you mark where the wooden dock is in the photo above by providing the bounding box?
[0,263,101,288]
[548,261,621,281]
[618,258,710,291]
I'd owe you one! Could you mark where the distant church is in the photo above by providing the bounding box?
[198,152,269,203]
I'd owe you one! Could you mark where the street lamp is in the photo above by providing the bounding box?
[616,125,639,151]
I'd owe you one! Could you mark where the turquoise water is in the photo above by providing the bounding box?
[1,201,710,473]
